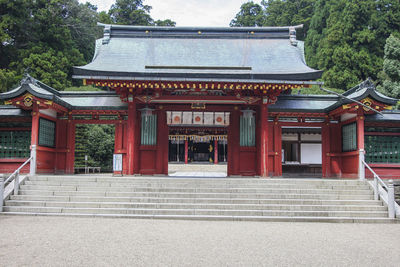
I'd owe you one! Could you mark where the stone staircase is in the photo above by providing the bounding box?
[1,175,397,223]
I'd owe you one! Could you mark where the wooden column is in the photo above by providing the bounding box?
[65,120,76,174]
[156,109,168,174]
[228,108,240,176]
[273,120,281,176]
[258,103,269,177]
[357,114,365,150]
[184,139,188,164]
[214,139,218,164]
[322,120,331,178]
[127,102,137,175]
[30,106,40,146]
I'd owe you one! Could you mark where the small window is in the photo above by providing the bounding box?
[38,118,55,147]
[240,115,255,147]
[0,131,31,158]
[141,114,157,145]
[365,135,400,164]
[342,122,357,152]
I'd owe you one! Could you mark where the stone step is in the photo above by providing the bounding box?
[17,190,375,200]
[2,206,389,218]
[29,176,368,185]
[10,195,382,206]
[4,211,398,223]
[24,180,372,190]
[5,200,386,211]
[18,184,373,195]
[2,211,397,223]
[4,176,391,223]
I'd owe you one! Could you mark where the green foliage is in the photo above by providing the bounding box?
[0,0,100,91]
[230,1,265,27]
[75,124,115,172]
[291,85,344,95]
[305,0,400,90]
[0,0,175,92]
[261,0,316,40]
[155,19,176,27]
[109,0,153,25]
[379,34,400,99]
[64,85,102,91]
[0,69,19,93]
[230,0,315,40]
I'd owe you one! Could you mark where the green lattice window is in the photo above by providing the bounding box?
[38,118,55,147]
[342,122,357,152]
[365,135,400,164]
[240,115,255,147]
[0,131,31,158]
[141,114,157,145]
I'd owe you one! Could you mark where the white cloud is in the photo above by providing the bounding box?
[79,0,260,26]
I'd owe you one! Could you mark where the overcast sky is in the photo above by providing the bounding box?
[78,0,259,27]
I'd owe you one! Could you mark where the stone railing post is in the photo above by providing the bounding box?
[14,170,20,195]
[373,176,379,200]
[358,149,365,180]
[388,180,395,219]
[0,174,4,212]
[30,145,37,176]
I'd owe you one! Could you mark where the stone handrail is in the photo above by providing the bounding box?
[359,149,398,219]
[0,145,36,212]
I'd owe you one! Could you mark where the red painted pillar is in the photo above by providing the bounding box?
[127,102,137,175]
[114,122,122,153]
[273,120,281,176]
[30,106,40,146]
[156,109,168,174]
[258,103,269,177]
[357,114,365,150]
[228,108,240,176]
[214,139,218,164]
[65,120,76,174]
[322,120,331,178]
[184,139,188,164]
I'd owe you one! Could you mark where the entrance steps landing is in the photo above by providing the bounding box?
[168,163,227,177]
[1,175,398,223]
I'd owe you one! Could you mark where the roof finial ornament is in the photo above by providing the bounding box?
[20,70,37,85]
[289,26,297,46]
[358,77,375,91]
[102,24,111,44]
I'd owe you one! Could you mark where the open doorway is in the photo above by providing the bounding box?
[167,129,228,177]
[281,127,322,177]
[74,124,115,173]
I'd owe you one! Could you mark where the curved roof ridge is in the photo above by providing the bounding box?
[97,22,303,32]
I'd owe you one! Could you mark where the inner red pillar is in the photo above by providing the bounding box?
[65,120,76,174]
[228,108,240,176]
[127,102,137,175]
[258,103,269,177]
[184,139,188,164]
[214,139,218,164]
[322,121,331,178]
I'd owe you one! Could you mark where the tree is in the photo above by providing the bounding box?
[379,34,400,99]
[109,0,153,25]
[305,0,400,90]
[155,19,176,27]
[230,1,315,40]
[262,0,316,40]
[0,69,18,93]
[0,0,100,91]
[230,1,265,27]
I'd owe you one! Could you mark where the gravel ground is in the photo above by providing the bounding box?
[0,215,399,267]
